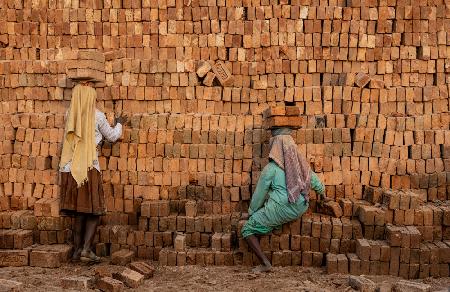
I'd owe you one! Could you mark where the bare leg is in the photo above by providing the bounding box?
[72,215,86,260]
[80,215,100,262]
[83,215,99,250]
[245,235,272,272]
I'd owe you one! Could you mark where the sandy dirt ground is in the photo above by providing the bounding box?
[1,263,450,292]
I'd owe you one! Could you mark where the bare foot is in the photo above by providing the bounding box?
[252,264,272,273]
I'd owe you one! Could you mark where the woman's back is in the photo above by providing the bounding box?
[265,161,290,205]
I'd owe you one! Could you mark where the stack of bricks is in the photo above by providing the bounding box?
[0,199,72,267]
[326,188,450,279]
[66,50,106,84]
[33,198,72,245]
[0,0,449,279]
[263,105,303,129]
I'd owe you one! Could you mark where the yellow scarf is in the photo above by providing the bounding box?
[60,85,97,187]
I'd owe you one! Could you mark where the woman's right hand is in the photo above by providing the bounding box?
[115,114,128,125]
[241,212,249,220]
[318,193,331,204]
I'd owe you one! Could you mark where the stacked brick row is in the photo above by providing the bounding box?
[1,57,449,116]
[0,0,449,278]
[2,111,448,211]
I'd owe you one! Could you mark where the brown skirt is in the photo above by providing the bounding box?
[60,169,106,216]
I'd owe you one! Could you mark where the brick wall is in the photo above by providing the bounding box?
[0,0,449,274]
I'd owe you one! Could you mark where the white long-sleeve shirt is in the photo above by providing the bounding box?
[60,109,122,172]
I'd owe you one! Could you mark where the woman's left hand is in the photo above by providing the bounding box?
[241,212,249,220]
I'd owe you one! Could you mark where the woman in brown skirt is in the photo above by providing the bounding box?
[59,82,127,262]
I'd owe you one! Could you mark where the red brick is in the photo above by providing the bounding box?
[174,233,186,252]
[30,250,62,268]
[196,61,212,77]
[111,249,134,266]
[355,72,370,88]
[348,275,376,291]
[129,262,155,279]
[61,276,94,290]
[96,277,124,292]
[356,239,370,261]
[29,244,71,268]
[319,201,343,218]
[0,250,29,267]
[212,61,233,86]
[326,253,337,273]
[0,230,14,249]
[14,230,33,249]
[185,201,197,217]
[386,225,402,247]
[113,268,144,288]
[337,254,349,274]
[348,253,361,275]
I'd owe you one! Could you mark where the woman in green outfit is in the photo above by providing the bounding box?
[241,127,326,272]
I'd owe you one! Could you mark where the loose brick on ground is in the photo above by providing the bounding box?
[348,275,376,292]
[61,276,94,290]
[113,268,144,288]
[111,250,134,266]
[96,277,124,292]
[129,262,155,279]
[0,250,29,267]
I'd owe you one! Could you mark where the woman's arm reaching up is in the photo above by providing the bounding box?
[310,171,326,200]
[97,111,124,143]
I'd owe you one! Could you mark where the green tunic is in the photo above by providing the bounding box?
[241,161,325,238]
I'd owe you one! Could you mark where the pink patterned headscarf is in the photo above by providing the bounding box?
[269,133,311,203]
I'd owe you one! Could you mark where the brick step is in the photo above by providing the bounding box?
[0,244,72,268]
[237,234,357,255]
[157,247,326,267]
[96,225,358,255]
[0,211,72,231]
[0,229,33,249]
[173,232,234,252]
[357,201,450,241]
[236,215,363,241]
[0,210,37,229]
[0,249,29,267]
[326,239,450,279]
[29,244,72,268]
[140,199,240,218]
[34,198,60,217]
[95,227,236,255]
[137,214,235,233]
[158,247,235,266]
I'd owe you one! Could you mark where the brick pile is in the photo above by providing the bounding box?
[0,0,448,280]
[326,188,450,279]
[94,261,154,290]
[263,105,303,128]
